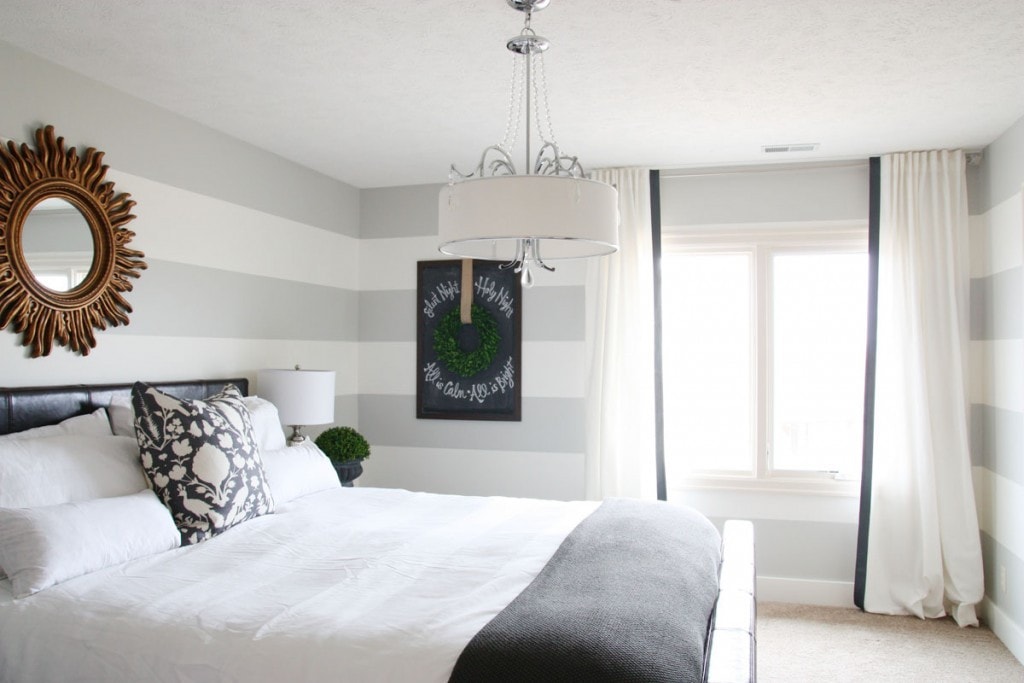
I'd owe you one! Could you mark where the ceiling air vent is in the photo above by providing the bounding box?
[762,143,820,154]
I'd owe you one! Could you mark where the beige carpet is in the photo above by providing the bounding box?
[757,602,1024,682]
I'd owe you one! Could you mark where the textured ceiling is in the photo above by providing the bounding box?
[1,0,1022,189]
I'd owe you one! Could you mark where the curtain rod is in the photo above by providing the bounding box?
[659,159,869,180]
[661,150,983,180]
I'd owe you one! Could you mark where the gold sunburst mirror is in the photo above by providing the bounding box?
[0,125,146,357]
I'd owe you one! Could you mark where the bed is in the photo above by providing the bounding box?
[0,378,756,682]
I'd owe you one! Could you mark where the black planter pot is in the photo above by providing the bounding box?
[333,459,364,487]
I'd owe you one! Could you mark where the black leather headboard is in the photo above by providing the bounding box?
[0,378,249,435]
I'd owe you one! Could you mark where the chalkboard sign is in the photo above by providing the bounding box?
[417,259,522,421]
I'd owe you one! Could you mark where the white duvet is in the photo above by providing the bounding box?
[0,487,597,683]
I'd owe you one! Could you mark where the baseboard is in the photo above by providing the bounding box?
[757,576,856,608]
[981,597,1024,665]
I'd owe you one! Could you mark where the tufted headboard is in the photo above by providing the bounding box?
[0,378,249,436]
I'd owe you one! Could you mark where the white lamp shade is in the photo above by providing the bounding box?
[438,174,619,261]
[257,368,336,426]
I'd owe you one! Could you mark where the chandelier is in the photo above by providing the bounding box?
[438,0,619,288]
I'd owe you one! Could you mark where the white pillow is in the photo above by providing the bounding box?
[0,489,180,598]
[105,394,135,438]
[244,396,287,452]
[107,394,287,453]
[0,408,112,443]
[261,441,341,505]
[0,435,148,509]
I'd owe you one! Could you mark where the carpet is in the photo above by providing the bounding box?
[757,602,1024,682]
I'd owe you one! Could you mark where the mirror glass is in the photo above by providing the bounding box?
[19,197,95,292]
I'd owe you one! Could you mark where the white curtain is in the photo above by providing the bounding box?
[864,149,983,626]
[583,168,656,500]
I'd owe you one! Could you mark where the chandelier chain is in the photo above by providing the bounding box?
[499,54,524,154]
[532,52,558,150]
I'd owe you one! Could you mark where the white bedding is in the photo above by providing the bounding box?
[0,487,596,683]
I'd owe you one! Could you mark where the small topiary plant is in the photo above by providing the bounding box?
[314,426,371,463]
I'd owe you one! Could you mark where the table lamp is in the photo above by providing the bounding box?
[257,366,336,445]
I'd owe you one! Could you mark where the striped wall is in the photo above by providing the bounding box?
[0,39,590,502]
[355,186,589,500]
[970,111,1024,660]
[0,41,360,429]
[659,162,870,606]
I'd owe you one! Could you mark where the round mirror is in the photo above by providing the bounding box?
[0,126,147,357]
[19,197,95,292]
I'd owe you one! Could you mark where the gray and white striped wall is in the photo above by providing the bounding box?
[355,184,589,500]
[0,41,360,428]
[970,111,1024,660]
[0,39,589,501]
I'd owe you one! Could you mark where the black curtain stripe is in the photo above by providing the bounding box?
[854,157,881,609]
[651,169,667,502]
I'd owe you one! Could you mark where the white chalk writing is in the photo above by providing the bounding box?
[422,279,460,319]
[474,276,515,319]
[422,356,516,405]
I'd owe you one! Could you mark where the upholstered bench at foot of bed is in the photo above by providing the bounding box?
[704,519,756,683]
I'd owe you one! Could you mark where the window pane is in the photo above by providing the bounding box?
[34,273,70,291]
[662,252,753,477]
[771,253,866,477]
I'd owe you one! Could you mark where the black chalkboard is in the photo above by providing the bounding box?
[416,259,522,421]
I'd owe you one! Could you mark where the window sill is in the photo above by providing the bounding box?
[670,474,861,498]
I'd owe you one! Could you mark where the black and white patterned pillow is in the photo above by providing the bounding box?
[131,382,275,545]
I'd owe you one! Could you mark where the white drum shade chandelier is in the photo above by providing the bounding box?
[438,0,619,288]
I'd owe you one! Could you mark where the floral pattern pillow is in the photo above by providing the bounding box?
[131,382,274,545]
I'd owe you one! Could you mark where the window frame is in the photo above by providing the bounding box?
[661,223,867,496]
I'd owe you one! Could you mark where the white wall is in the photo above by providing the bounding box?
[0,41,360,430]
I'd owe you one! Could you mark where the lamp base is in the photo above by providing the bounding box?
[287,425,309,447]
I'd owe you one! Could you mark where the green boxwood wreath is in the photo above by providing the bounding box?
[433,304,500,378]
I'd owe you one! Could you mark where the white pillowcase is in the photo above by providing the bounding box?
[0,489,181,598]
[105,394,136,438]
[0,435,148,509]
[0,408,112,443]
[261,442,341,505]
[107,394,287,453]
[244,396,287,452]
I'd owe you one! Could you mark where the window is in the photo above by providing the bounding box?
[25,254,91,292]
[660,228,867,490]
[30,269,88,292]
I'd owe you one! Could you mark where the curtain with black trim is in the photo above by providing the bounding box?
[854,151,983,626]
